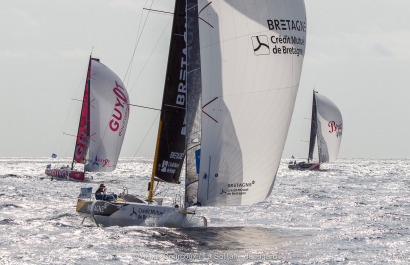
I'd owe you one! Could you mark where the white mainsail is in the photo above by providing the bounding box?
[187,0,307,206]
[315,93,343,163]
[85,60,130,172]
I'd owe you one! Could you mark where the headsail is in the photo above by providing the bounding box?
[84,59,130,172]
[315,93,343,163]
[151,0,187,184]
[188,0,307,206]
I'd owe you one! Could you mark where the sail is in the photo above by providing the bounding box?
[185,0,203,207]
[152,0,187,183]
[315,93,343,163]
[73,58,92,164]
[193,0,307,206]
[84,59,130,172]
[308,91,318,162]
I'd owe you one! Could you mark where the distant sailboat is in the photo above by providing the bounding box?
[77,0,307,227]
[289,90,343,170]
[45,57,130,181]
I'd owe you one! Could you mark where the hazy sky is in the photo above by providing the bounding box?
[1,0,409,159]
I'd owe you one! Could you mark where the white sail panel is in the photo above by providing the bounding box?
[197,0,307,206]
[85,60,129,172]
[315,93,343,163]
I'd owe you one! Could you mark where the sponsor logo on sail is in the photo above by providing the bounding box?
[170,152,184,160]
[109,81,128,135]
[94,157,110,167]
[251,33,305,56]
[175,23,187,107]
[220,181,256,196]
[161,160,169,172]
[74,126,88,162]
[328,121,343,137]
[267,19,306,32]
[160,160,180,174]
[252,19,306,57]
[252,36,270,55]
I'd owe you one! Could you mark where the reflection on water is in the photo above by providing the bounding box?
[1,158,409,264]
[134,226,295,264]
[145,226,291,251]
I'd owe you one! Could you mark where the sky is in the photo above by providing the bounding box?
[1,0,409,159]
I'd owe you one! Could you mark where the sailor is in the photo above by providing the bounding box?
[95,183,117,201]
[95,184,105,200]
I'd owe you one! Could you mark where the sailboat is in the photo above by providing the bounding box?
[77,0,307,227]
[45,57,130,181]
[288,90,343,170]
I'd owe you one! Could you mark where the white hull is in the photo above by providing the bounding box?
[77,199,206,228]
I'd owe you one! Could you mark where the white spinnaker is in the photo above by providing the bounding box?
[315,93,343,163]
[197,0,307,206]
[86,60,129,172]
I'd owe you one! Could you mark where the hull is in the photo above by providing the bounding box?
[76,199,195,227]
[45,168,85,181]
[288,162,321,170]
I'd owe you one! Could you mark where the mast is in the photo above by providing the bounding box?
[72,56,92,170]
[148,0,187,201]
[184,0,202,208]
[308,90,318,162]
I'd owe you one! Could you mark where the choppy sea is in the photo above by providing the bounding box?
[0,157,409,264]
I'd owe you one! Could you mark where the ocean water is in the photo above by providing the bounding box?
[0,157,409,264]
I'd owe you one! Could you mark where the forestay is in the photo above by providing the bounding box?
[186,0,307,206]
[315,93,343,163]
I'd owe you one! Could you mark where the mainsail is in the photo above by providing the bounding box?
[151,0,187,184]
[73,58,92,164]
[186,0,307,206]
[315,93,343,163]
[308,91,318,162]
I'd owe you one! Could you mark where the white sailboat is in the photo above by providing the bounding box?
[77,0,307,227]
[289,90,343,170]
[46,57,130,181]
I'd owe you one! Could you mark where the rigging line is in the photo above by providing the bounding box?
[62,132,77,138]
[127,103,161,111]
[128,16,173,95]
[133,111,161,157]
[123,0,155,84]
[142,8,173,15]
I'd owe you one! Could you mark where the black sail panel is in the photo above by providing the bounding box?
[154,0,187,183]
[308,91,318,162]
